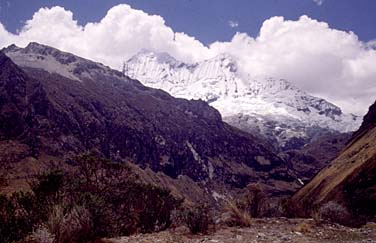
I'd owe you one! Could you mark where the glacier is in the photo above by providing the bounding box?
[125,50,362,150]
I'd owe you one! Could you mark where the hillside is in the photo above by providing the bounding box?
[291,100,376,225]
[0,43,299,199]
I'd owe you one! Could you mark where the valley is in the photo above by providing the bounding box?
[0,42,374,242]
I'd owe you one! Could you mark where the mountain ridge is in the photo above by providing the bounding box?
[125,50,361,150]
[1,43,299,198]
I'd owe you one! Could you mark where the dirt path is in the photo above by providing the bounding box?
[105,218,376,243]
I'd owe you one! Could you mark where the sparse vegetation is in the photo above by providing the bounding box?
[0,154,183,242]
[223,199,252,227]
[184,204,212,234]
[312,201,352,226]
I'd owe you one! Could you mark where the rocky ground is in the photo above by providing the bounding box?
[105,218,376,243]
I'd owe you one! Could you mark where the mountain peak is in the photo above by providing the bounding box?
[129,49,184,67]
[25,41,49,50]
[1,44,21,53]
[125,50,362,150]
[210,52,235,62]
[3,42,125,82]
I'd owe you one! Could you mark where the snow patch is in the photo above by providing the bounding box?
[186,141,201,162]
[126,50,362,147]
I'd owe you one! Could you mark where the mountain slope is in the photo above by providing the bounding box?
[1,43,298,197]
[290,100,376,225]
[125,50,361,150]
[280,132,351,183]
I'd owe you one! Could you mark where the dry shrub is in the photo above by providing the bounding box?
[223,199,251,227]
[312,201,351,226]
[25,205,92,243]
[54,206,92,243]
[71,154,182,236]
[45,205,65,236]
[1,155,183,242]
[184,205,212,234]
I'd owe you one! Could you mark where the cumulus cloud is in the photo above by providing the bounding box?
[0,5,374,115]
[313,0,324,6]
[228,20,239,28]
[209,16,376,115]
[1,5,211,67]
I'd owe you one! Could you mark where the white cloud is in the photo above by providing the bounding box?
[212,16,376,115]
[0,5,375,115]
[228,20,239,28]
[366,39,376,49]
[1,5,211,67]
[0,22,16,47]
[313,0,324,6]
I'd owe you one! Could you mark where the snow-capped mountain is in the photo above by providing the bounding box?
[125,50,362,150]
[3,43,361,150]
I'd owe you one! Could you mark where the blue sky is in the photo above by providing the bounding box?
[1,0,376,44]
[0,0,375,115]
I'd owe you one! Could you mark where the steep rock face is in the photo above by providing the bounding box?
[291,100,376,225]
[125,50,361,151]
[1,43,298,194]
